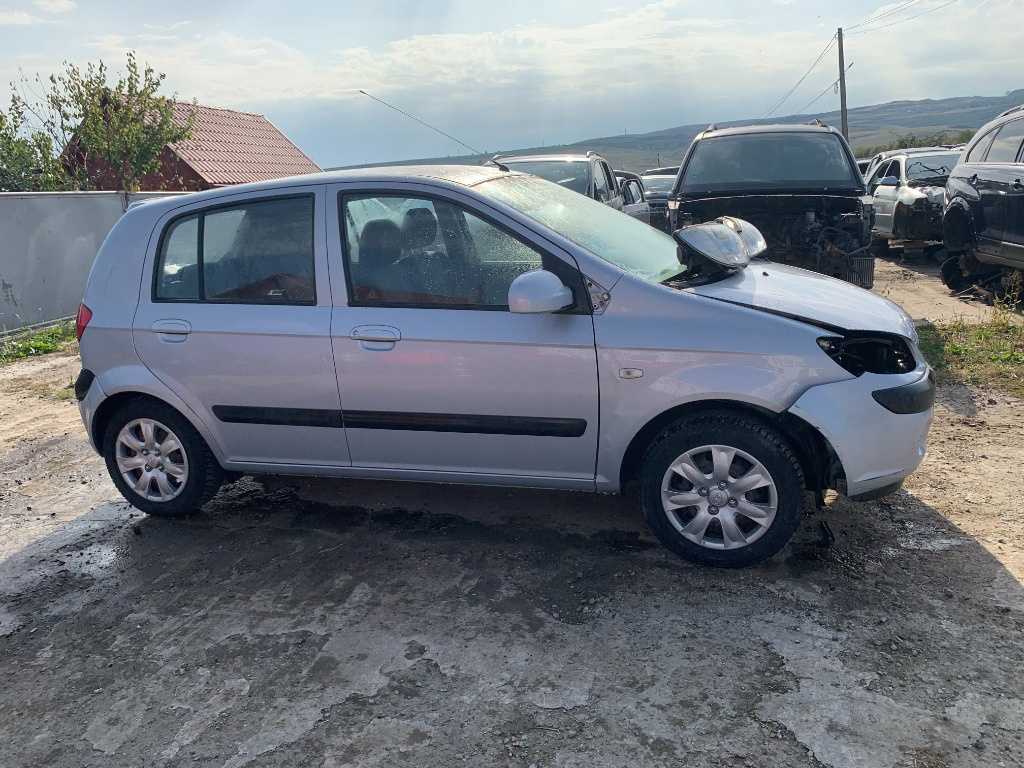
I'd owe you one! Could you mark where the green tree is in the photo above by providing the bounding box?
[10,51,195,192]
[0,98,70,191]
[855,129,976,158]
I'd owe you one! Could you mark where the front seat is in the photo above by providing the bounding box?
[354,219,408,301]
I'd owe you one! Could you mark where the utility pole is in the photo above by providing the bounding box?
[837,27,848,140]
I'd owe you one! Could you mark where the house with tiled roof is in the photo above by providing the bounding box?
[69,101,321,191]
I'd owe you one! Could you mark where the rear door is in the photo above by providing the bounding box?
[326,182,600,484]
[133,186,349,467]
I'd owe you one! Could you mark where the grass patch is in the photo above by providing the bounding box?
[917,315,1024,397]
[0,323,78,365]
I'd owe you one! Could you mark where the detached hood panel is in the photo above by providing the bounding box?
[686,261,916,337]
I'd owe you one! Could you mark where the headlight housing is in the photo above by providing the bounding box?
[817,333,916,376]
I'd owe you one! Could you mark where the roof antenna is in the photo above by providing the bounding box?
[358,90,483,157]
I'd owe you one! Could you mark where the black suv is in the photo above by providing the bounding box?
[667,123,874,287]
[941,104,1024,291]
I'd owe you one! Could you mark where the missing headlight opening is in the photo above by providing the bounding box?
[817,334,915,376]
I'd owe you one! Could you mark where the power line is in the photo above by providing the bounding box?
[797,63,854,115]
[845,0,928,30]
[357,89,482,156]
[760,34,837,120]
[847,0,958,35]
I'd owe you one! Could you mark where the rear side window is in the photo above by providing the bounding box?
[984,119,1024,163]
[155,195,315,304]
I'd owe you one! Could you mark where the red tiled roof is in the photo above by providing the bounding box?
[168,102,321,186]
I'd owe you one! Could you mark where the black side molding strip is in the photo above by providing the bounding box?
[213,405,343,428]
[345,411,587,438]
[212,405,587,437]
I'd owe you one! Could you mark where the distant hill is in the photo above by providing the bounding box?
[333,89,1024,173]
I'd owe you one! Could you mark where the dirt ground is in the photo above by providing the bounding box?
[1,258,1023,767]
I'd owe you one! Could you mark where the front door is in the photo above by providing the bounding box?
[328,186,599,483]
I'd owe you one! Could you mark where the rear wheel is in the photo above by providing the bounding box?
[639,413,805,568]
[102,399,223,516]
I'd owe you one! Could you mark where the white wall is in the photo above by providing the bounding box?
[0,192,175,330]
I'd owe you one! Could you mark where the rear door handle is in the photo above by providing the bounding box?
[150,319,191,342]
[1013,178,1022,190]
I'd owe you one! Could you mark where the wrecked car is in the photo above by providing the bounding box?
[866,148,962,260]
[667,123,875,288]
[942,104,1024,292]
[75,165,933,568]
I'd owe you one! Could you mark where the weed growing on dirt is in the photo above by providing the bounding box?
[918,304,1024,397]
[0,324,77,365]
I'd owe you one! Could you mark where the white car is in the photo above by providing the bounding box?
[75,165,934,567]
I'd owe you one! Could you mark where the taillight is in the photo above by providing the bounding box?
[75,303,93,341]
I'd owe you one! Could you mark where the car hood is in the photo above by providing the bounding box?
[685,261,917,337]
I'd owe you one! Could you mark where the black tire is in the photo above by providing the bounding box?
[940,253,969,292]
[639,412,805,568]
[102,399,223,516]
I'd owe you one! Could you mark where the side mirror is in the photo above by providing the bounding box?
[673,216,767,271]
[508,270,573,314]
[878,176,899,188]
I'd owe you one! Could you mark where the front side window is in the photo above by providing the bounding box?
[155,195,315,304]
[340,193,577,310]
[984,119,1024,163]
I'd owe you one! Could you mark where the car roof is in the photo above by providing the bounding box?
[121,164,513,216]
[873,146,964,161]
[697,123,840,139]
[492,153,595,163]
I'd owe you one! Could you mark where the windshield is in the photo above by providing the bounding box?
[681,132,861,191]
[478,174,683,282]
[905,152,960,182]
[500,159,590,194]
[642,175,676,193]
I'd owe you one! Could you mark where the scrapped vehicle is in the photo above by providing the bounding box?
[613,170,651,225]
[667,123,876,288]
[487,151,624,211]
[942,105,1024,292]
[865,148,962,260]
[642,166,679,176]
[640,174,676,232]
[75,165,933,568]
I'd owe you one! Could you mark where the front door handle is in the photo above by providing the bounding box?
[350,325,400,351]
[1013,178,1022,190]
[969,174,979,185]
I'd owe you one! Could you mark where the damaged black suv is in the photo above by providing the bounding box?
[666,123,874,287]
[941,104,1024,291]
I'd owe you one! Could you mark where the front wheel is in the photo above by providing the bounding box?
[102,399,224,516]
[639,413,805,568]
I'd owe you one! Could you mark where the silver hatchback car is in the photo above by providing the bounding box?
[75,165,934,568]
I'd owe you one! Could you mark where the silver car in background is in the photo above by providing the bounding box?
[75,165,933,568]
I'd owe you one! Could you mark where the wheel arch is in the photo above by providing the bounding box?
[90,390,225,470]
[617,399,841,497]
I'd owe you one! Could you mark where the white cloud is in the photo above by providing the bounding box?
[0,10,41,25]
[32,0,76,12]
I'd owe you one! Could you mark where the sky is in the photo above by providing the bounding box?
[1,0,1021,168]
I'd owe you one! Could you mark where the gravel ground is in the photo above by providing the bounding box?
[1,259,1022,768]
